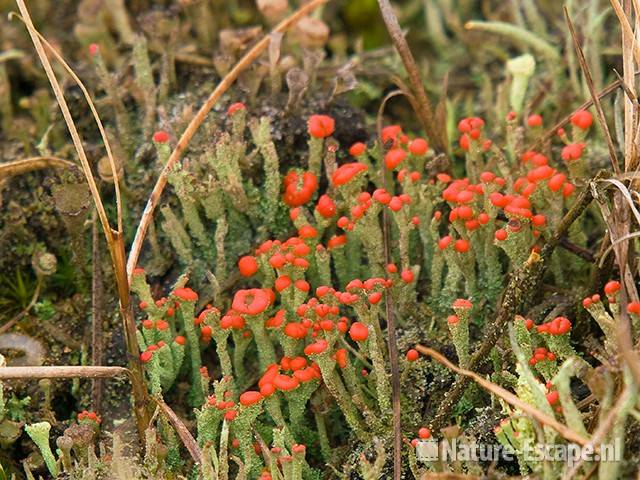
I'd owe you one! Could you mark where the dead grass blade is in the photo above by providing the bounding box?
[415,346,591,447]
[609,0,640,66]
[126,0,330,280]
[151,396,203,465]
[377,0,445,154]
[0,156,75,179]
[0,366,129,379]
[11,6,123,233]
[564,7,621,175]
[10,12,123,231]
[14,0,149,441]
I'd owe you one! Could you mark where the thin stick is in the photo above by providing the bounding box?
[415,346,591,447]
[527,72,640,153]
[91,213,104,411]
[0,366,129,380]
[126,0,330,280]
[376,89,406,480]
[376,0,445,153]
[0,156,74,179]
[151,396,203,465]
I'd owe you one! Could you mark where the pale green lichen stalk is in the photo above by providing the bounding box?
[25,422,58,477]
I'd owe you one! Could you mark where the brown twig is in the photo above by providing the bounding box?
[151,396,203,465]
[415,346,591,447]
[91,213,104,412]
[376,0,446,153]
[558,237,595,262]
[126,0,330,280]
[376,89,406,480]
[0,156,75,179]
[429,174,600,431]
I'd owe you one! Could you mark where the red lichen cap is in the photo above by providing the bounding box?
[561,143,586,162]
[335,348,348,368]
[298,225,317,239]
[284,322,308,339]
[406,349,419,362]
[304,339,328,355]
[273,374,300,391]
[349,322,369,341]
[308,114,335,138]
[454,239,470,253]
[349,142,366,156]
[401,269,414,283]
[238,255,259,277]
[153,130,169,143]
[494,229,508,241]
[453,299,472,309]
[332,162,368,186]
[527,114,542,128]
[438,236,452,250]
[140,351,154,363]
[627,302,640,315]
[232,289,272,315]
[604,280,620,296]
[239,391,263,406]
[571,110,593,130]
[227,102,246,115]
[381,125,403,146]
[316,194,337,218]
[173,288,198,302]
[537,316,571,335]
[384,148,407,170]
[409,138,428,156]
[283,171,318,207]
[292,444,306,454]
[327,234,347,249]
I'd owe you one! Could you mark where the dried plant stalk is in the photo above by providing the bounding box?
[14,0,150,441]
[415,346,591,447]
[0,156,74,179]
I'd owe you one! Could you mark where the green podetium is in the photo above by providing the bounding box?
[25,422,58,477]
